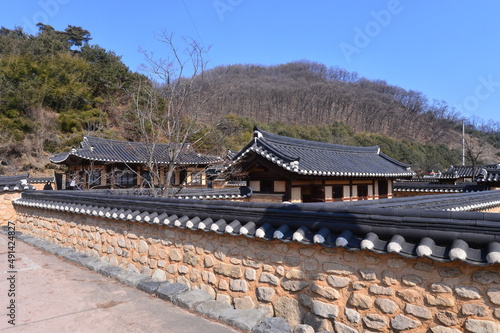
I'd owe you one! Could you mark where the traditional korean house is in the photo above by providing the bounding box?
[223,128,415,203]
[394,163,500,196]
[438,165,482,184]
[436,163,500,190]
[50,136,221,190]
[393,165,483,197]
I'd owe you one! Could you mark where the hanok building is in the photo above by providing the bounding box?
[394,163,500,196]
[50,136,221,190]
[394,165,484,197]
[224,128,415,203]
[440,164,500,190]
[393,180,484,197]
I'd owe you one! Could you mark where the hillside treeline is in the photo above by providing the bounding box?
[196,61,499,147]
[0,25,143,166]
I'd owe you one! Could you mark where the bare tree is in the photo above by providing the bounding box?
[127,32,224,197]
[30,107,57,157]
[464,134,487,169]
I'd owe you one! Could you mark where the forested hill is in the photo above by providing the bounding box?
[0,25,498,175]
[0,25,145,172]
[199,62,471,145]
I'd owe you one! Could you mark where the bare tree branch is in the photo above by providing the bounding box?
[125,32,225,197]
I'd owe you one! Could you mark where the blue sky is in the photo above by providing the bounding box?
[2,0,500,124]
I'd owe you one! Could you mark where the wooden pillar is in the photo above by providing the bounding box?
[291,187,301,203]
[351,185,358,201]
[343,185,350,201]
[368,184,373,200]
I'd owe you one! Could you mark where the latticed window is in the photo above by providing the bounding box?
[191,172,202,185]
[88,170,101,188]
[260,181,274,193]
[141,170,152,186]
[116,169,136,187]
[379,180,389,198]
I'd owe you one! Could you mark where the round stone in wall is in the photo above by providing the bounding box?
[375,298,399,314]
[436,311,460,327]
[274,297,301,327]
[256,287,275,302]
[362,313,388,330]
[347,293,373,309]
[151,269,166,282]
[391,314,420,331]
[461,303,487,317]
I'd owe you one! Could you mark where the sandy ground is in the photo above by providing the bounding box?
[0,233,240,333]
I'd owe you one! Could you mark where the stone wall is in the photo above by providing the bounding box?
[14,206,500,332]
[0,192,21,226]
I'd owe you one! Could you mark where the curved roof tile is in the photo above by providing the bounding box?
[440,164,500,183]
[228,128,414,177]
[393,181,483,194]
[0,174,35,192]
[50,136,221,166]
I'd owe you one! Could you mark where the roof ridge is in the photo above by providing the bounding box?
[379,151,412,169]
[257,139,298,163]
[256,128,380,154]
[51,136,220,165]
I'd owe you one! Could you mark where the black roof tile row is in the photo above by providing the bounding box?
[87,187,252,200]
[478,165,500,183]
[393,181,483,194]
[50,136,222,166]
[0,174,35,192]
[439,165,480,179]
[440,164,500,183]
[329,190,500,212]
[28,177,54,184]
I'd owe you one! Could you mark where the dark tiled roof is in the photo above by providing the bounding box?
[29,177,54,184]
[14,190,500,266]
[88,187,252,200]
[439,165,481,179]
[439,164,500,183]
[394,181,483,194]
[50,136,221,166]
[224,181,248,187]
[478,164,500,183]
[226,149,239,160]
[337,190,500,212]
[227,128,414,178]
[168,187,252,200]
[0,174,35,192]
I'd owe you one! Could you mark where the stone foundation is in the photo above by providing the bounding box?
[14,205,500,332]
